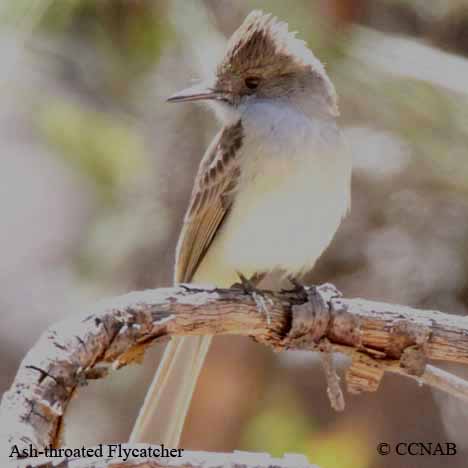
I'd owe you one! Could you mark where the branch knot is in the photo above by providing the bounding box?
[283,285,336,349]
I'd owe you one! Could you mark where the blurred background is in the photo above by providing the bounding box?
[2,1,468,467]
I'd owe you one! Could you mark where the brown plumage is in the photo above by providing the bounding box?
[175,120,243,283]
[215,11,338,113]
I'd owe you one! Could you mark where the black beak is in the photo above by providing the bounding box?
[167,83,223,103]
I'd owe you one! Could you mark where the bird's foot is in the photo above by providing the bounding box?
[282,275,309,301]
[233,272,273,325]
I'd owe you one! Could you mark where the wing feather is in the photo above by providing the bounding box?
[174,120,244,283]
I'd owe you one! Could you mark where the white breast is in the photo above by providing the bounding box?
[194,101,351,286]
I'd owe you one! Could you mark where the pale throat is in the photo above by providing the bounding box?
[210,82,336,128]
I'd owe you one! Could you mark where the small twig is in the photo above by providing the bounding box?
[392,364,468,402]
[319,339,345,411]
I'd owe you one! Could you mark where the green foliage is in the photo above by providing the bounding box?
[241,387,372,468]
[309,428,372,468]
[241,391,314,457]
[39,0,170,78]
[37,100,146,203]
[36,0,82,31]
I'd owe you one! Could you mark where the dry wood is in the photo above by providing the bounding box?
[2,283,468,468]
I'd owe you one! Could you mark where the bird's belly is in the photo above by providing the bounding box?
[194,159,349,286]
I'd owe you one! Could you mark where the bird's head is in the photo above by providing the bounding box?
[168,11,338,121]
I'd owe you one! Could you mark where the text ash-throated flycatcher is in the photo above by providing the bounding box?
[130,11,351,446]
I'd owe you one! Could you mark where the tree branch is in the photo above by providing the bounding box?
[2,283,468,467]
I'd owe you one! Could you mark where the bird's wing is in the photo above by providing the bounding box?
[174,120,244,283]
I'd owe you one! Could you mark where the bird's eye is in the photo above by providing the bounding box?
[245,76,260,90]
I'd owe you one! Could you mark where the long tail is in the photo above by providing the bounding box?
[129,335,212,446]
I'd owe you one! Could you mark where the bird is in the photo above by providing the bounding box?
[129,10,351,447]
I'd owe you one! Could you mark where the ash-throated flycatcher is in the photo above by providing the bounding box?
[130,10,351,446]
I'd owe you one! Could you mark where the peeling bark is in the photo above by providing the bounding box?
[2,283,468,467]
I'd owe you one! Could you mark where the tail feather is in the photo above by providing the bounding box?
[129,335,212,446]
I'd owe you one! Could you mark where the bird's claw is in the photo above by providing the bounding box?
[282,275,309,300]
[235,272,256,293]
[233,272,273,325]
